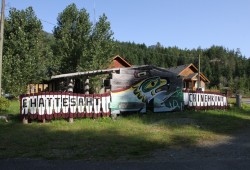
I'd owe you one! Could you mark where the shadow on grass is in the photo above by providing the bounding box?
[0,117,166,160]
[139,107,250,134]
[0,106,249,161]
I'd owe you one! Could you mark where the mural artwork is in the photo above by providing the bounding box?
[110,76,184,114]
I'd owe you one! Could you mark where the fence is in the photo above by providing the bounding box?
[20,92,111,121]
[20,90,229,122]
[183,91,228,110]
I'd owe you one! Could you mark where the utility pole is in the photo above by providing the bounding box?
[0,0,4,96]
[198,54,201,91]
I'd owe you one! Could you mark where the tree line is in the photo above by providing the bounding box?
[2,3,250,97]
[114,42,250,96]
[3,4,115,96]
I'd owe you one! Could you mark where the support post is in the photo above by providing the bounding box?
[67,79,74,92]
[236,94,242,108]
[198,54,201,90]
[69,117,74,123]
[68,79,74,123]
[84,77,89,94]
[22,117,28,124]
[0,0,5,96]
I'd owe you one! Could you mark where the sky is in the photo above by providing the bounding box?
[5,0,250,58]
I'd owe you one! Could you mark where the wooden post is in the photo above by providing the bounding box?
[67,79,74,92]
[0,0,4,96]
[236,94,242,108]
[198,54,201,90]
[84,77,89,94]
[68,79,74,123]
[22,117,28,124]
[69,117,74,123]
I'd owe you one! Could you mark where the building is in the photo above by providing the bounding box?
[21,59,228,122]
[167,63,210,91]
[26,55,132,94]
[108,55,132,68]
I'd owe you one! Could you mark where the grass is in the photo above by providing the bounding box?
[0,100,250,160]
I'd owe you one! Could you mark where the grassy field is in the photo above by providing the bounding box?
[0,100,250,160]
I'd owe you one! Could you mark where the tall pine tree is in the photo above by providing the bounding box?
[3,7,52,96]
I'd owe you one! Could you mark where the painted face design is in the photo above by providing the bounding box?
[133,77,168,102]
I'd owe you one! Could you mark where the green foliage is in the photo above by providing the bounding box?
[53,3,92,73]
[2,4,249,97]
[114,43,250,96]
[0,97,10,111]
[53,4,115,73]
[3,7,53,96]
[87,14,115,71]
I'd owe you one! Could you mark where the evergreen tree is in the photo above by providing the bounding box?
[3,7,52,96]
[53,3,92,73]
[53,4,115,73]
[87,14,115,71]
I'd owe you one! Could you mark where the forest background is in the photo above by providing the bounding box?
[2,3,250,97]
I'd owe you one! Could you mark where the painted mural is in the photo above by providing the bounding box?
[110,76,184,114]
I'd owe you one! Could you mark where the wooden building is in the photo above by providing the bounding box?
[108,55,132,68]
[167,63,210,91]
[26,55,132,94]
[27,56,210,94]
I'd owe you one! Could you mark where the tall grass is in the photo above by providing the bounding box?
[0,100,249,160]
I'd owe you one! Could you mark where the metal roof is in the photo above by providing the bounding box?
[50,65,175,80]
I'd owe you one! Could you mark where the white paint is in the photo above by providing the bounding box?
[20,93,111,116]
[183,92,227,108]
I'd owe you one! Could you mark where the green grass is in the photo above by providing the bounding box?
[0,100,250,160]
[0,99,20,115]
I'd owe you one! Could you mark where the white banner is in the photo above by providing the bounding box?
[20,93,111,118]
[183,92,228,109]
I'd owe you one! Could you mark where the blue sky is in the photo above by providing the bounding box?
[6,0,250,58]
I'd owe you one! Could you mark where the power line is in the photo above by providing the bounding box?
[40,19,56,26]
[4,4,57,28]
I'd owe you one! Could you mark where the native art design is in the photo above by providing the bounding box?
[110,76,183,114]
[132,76,168,102]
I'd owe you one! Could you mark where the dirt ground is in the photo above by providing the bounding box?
[145,126,250,162]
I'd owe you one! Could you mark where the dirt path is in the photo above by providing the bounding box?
[145,126,250,162]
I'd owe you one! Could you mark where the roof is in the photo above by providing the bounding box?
[109,55,132,68]
[166,64,191,75]
[167,63,210,83]
[51,65,176,80]
[185,73,198,80]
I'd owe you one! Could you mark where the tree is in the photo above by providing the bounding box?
[3,7,52,96]
[53,4,115,74]
[86,14,115,71]
[53,3,92,73]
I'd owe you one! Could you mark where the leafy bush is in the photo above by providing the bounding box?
[0,97,10,111]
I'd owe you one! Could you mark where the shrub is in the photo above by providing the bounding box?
[0,97,10,111]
